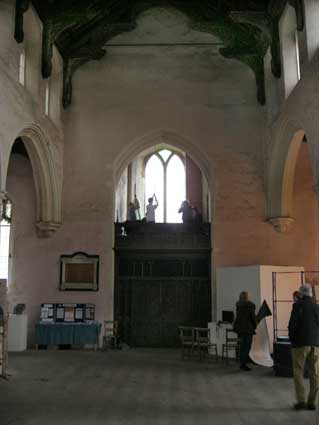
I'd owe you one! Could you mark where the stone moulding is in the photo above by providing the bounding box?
[18,124,62,238]
[268,216,295,233]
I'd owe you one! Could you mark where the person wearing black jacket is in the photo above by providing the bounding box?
[288,284,319,410]
[233,292,257,371]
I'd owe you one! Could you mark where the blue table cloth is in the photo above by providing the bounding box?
[35,322,101,346]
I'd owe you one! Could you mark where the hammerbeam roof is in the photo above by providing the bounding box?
[14,1,304,107]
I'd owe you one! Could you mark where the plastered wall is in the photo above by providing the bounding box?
[2,6,319,345]
[0,1,63,191]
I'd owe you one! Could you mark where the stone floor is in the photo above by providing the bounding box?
[0,349,318,425]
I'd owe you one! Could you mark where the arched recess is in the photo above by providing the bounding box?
[14,124,62,237]
[114,129,212,193]
[114,129,213,224]
[113,130,216,341]
[267,120,307,233]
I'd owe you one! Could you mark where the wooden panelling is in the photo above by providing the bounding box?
[114,223,211,347]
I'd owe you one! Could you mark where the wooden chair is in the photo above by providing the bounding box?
[179,326,195,359]
[194,327,218,361]
[102,320,119,350]
[222,329,239,363]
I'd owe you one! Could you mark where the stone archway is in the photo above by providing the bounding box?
[14,124,62,237]
[114,129,212,194]
[267,119,307,233]
[266,49,319,233]
[113,130,215,346]
[114,129,214,226]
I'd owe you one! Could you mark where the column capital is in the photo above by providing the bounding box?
[268,216,295,233]
[36,221,61,238]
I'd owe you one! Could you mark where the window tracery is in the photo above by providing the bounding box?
[145,149,186,223]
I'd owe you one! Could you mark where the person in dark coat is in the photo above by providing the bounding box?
[288,283,319,410]
[293,290,301,303]
[178,201,193,223]
[127,202,137,221]
[233,291,257,371]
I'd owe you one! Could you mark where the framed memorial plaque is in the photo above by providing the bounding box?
[60,252,99,291]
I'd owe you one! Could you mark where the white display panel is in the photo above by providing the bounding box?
[8,314,28,351]
[214,265,304,366]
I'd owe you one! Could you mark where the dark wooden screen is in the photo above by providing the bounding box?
[114,223,211,347]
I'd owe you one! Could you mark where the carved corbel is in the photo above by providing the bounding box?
[253,58,266,105]
[269,20,281,78]
[267,0,304,79]
[14,0,30,43]
[62,57,89,109]
[267,0,287,79]
[41,20,55,78]
[36,221,61,238]
[220,48,266,105]
[268,216,295,233]
[288,0,305,31]
[62,49,105,108]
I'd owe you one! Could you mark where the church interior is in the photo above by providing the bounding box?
[1,1,319,424]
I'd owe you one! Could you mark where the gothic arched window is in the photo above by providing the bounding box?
[145,149,186,223]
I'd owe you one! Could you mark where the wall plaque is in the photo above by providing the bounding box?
[60,252,99,291]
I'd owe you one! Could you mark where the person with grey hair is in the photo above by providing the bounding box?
[288,283,319,410]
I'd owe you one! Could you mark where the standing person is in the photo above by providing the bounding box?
[293,290,301,303]
[134,194,141,220]
[233,291,257,371]
[288,283,319,410]
[178,200,193,223]
[146,194,158,223]
[127,202,137,221]
[192,206,203,223]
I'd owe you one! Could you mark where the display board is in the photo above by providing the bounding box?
[40,304,55,322]
[40,303,95,323]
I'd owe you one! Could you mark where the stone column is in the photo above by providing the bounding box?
[186,155,202,212]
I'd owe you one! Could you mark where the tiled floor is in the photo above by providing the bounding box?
[0,349,318,425]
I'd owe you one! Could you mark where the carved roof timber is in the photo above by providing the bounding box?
[14,0,304,108]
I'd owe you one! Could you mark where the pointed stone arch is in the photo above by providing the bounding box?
[267,119,306,232]
[14,124,62,237]
[114,129,212,192]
